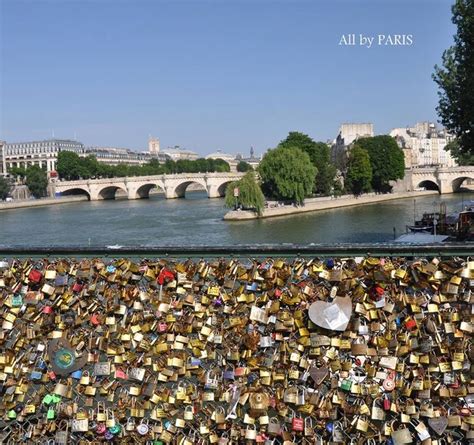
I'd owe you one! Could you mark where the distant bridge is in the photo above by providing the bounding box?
[53,172,244,201]
[395,166,474,194]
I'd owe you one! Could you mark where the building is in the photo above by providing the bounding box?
[161,146,199,161]
[148,137,160,156]
[389,122,456,168]
[236,147,261,169]
[0,141,6,176]
[80,147,152,166]
[4,139,85,173]
[205,149,238,171]
[331,123,374,169]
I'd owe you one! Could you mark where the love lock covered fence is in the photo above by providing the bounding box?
[0,255,472,444]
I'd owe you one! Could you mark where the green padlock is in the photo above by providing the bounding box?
[47,408,56,420]
[11,294,23,307]
[7,410,17,419]
[109,424,121,435]
[153,441,163,445]
[43,394,53,405]
[52,395,62,404]
[340,379,353,391]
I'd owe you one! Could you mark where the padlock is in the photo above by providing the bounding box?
[245,424,257,440]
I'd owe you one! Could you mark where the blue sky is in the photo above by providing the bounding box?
[1,0,456,156]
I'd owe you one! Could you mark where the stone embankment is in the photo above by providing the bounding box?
[0,195,88,211]
[224,190,439,221]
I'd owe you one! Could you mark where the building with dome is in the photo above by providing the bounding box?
[205,149,238,171]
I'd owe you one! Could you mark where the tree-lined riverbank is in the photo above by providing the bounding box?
[224,190,439,220]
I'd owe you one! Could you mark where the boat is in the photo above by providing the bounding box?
[401,201,474,242]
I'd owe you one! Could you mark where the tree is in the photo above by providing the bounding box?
[225,171,265,215]
[345,146,373,196]
[0,176,11,200]
[212,159,231,172]
[433,0,474,157]
[236,161,253,172]
[444,138,474,165]
[278,132,336,195]
[57,151,84,180]
[8,166,27,179]
[258,146,317,204]
[25,166,48,198]
[354,136,405,192]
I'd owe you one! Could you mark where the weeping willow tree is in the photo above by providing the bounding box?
[225,171,265,216]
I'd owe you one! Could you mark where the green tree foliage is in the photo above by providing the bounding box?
[57,151,84,180]
[8,166,27,178]
[225,171,265,216]
[25,166,48,198]
[236,161,253,172]
[445,139,474,165]
[354,136,405,192]
[0,176,11,200]
[345,146,373,196]
[258,146,317,204]
[433,0,474,157]
[278,132,336,195]
[56,151,231,179]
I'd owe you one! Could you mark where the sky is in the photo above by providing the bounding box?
[0,0,456,156]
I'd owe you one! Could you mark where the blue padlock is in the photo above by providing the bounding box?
[325,258,335,269]
[223,369,235,380]
[30,370,42,380]
[71,369,83,379]
[190,357,201,367]
[246,282,257,291]
[106,265,116,273]
[37,359,47,370]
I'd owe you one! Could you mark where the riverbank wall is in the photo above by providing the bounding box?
[224,190,439,221]
[0,195,88,211]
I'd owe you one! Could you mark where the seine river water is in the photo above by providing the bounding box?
[1,191,473,248]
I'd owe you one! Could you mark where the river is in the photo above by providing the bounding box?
[1,191,473,247]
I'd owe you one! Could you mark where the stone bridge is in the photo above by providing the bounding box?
[53,172,244,201]
[395,166,474,194]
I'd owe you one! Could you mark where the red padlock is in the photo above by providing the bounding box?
[90,313,100,326]
[292,417,304,432]
[405,318,417,330]
[28,269,43,283]
[274,289,282,298]
[48,371,57,380]
[72,282,83,293]
[42,306,53,314]
[157,268,174,286]
[383,395,391,410]
[115,368,127,380]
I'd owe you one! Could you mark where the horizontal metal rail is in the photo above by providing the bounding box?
[0,243,473,258]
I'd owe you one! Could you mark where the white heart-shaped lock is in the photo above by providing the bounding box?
[308,296,352,331]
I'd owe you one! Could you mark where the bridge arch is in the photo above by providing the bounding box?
[133,183,165,199]
[171,180,208,198]
[216,180,234,197]
[96,185,128,200]
[58,187,91,200]
[451,176,474,193]
[417,179,440,192]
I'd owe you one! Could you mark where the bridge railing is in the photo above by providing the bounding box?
[0,243,472,259]
[54,172,244,187]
